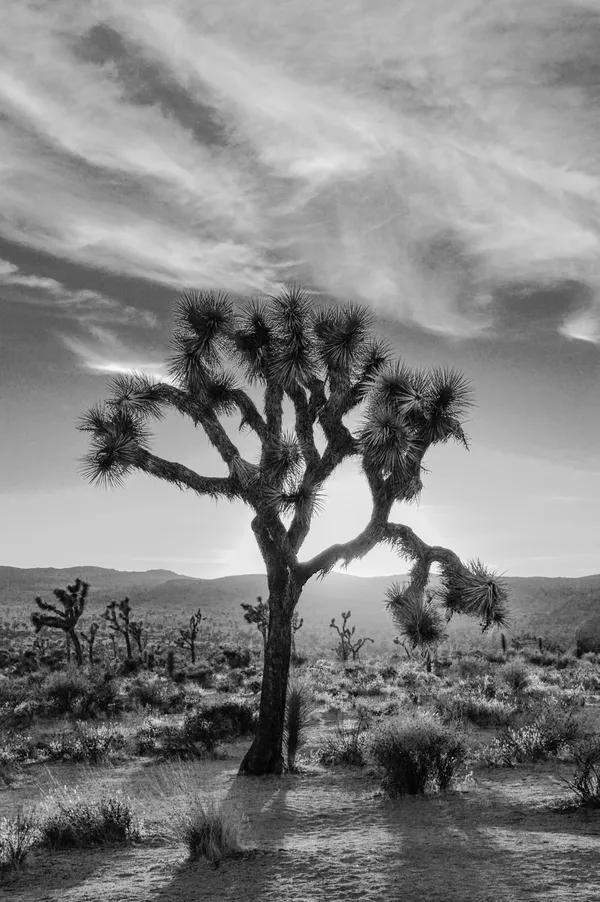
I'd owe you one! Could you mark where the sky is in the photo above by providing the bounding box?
[1,0,599,580]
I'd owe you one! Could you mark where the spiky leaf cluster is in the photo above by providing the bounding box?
[385,584,447,649]
[437,559,510,631]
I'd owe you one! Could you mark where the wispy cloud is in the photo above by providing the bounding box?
[0,258,157,327]
[60,324,168,377]
[3,1,600,338]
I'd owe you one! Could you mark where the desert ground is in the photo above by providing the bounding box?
[3,698,600,902]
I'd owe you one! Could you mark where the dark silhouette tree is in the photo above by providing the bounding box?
[176,607,203,664]
[31,579,88,667]
[242,596,303,655]
[78,285,510,775]
[103,597,134,659]
[330,610,374,662]
[241,596,269,649]
[80,621,99,667]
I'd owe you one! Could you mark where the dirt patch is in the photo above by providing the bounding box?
[3,742,600,902]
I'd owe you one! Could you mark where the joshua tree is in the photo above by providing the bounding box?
[386,586,446,672]
[176,607,203,664]
[31,579,88,667]
[79,285,510,775]
[80,621,99,667]
[103,597,134,659]
[241,596,270,649]
[330,610,374,662]
[242,596,303,655]
[130,619,149,658]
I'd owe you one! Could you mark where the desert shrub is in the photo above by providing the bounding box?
[367,714,467,797]
[451,655,491,682]
[539,670,562,686]
[0,675,37,709]
[213,671,245,693]
[184,665,214,687]
[574,664,600,692]
[362,699,402,718]
[0,731,38,766]
[36,669,121,719]
[342,670,387,698]
[435,688,517,728]
[378,663,399,682]
[217,646,253,670]
[284,681,317,771]
[318,712,370,766]
[38,669,92,716]
[561,735,600,808]
[0,763,18,788]
[184,697,257,752]
[126,675,185,714]
[0,810,38,879]
[177,797,242,863]
[501,660,531,693]
[46,724,126,764]
[484,706,581,767]
[132,718,164,756]
[40,790,140,849]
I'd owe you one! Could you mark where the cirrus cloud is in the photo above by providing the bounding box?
[1,0,600,340]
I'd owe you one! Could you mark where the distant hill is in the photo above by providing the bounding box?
[1,565,599,649]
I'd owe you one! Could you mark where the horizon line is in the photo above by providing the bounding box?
[1,563,599,582]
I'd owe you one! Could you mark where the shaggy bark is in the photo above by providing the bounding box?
[239,572,301,774]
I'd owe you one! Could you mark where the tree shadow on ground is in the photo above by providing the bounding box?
[147,760,600,902]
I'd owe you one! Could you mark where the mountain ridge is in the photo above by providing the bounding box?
[1,565,599,647]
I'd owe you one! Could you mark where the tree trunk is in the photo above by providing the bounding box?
[124,631,132,660]
[239,574,299,775]
[70,630,84,667]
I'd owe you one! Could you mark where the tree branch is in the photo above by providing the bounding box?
[158,384,244,467]
[286,383,320,469]
[231,388,267,443]
[136,449,244,501]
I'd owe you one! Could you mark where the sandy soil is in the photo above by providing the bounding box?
[3,734,600,902]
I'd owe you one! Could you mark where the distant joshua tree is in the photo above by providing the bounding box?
[176,607,203,664]
[79,285,510,774]
[242,596,303,655]
[330,610,373,662]
[80,621,99,667]
[31,578,89,667]
[103,597,135,660]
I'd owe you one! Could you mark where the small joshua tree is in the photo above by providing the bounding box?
[31,579,88,667]
[386,585,447,673]
[330,611,374,662]
[130,619,149,658]
[80,621,99,667]
[241,597,269,650]
[242,597,303,655]
[103,597,134,660]
[176,608,203,664]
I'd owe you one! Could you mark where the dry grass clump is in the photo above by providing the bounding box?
[38,787,140,849]
[318,711,370,766]
[176,795,244,864]
[0,809,38,879]
[561,734,600,808]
